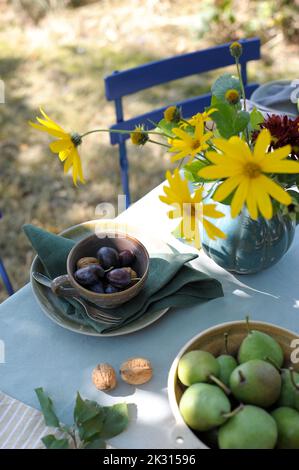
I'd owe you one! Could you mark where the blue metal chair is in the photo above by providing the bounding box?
[105,37,261,207]
[0,212,14,296]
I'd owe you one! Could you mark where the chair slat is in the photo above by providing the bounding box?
[109,83,259,144]
[105,38,260,101]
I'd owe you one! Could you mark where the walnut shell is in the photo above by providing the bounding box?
[92,363,117,391]
[120,358,152,385]
[77,257,99,269]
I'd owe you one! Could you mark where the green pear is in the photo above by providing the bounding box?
[238,322,284,368]
[278,368,299,409]
[179,383,231,431]
[217,355,238,387]
[178,350,220,386]
[229,359,281,407]
[218,405,277,449]
[271,407,299,449]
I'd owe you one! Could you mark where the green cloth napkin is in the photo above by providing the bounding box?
[24,224,223,334]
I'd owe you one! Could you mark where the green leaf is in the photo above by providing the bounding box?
[42,434,69,449]
[287,189,299,203]
[211,73,241,103]
[82,438,106,449]
[35,388,60,428]
[233,110,250,134]
[77,412,105,443]
[184,159,209,183]
[74,393,101,426]
[249,107,264,131]
[156,118,176,137]
[208,101,249,138]
[100,403,129,439]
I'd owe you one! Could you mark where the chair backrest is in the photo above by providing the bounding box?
[105,37,261,144]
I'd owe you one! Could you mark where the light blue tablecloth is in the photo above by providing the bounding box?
[1,184,299,448]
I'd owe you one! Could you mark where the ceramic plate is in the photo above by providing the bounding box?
[30,219,171,337]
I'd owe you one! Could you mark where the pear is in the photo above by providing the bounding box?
[178,350,220,386]
[271,407,299,449]
[217,355,238,387]
[238,319,284,367]
[179,383,231,431]
[229,359,281,407]
[217,332,238,387]
[278,368,299,409]
[218,405,278,449]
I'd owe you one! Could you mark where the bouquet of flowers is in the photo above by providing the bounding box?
[30,42,299,248]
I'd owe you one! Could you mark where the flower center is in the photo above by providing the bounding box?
[71,132,82,147]
[244,162,261,178]
[191,139,201,150]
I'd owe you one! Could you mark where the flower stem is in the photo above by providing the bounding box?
[80,129,170,139]
[235,58,250,144]
[148,139,170,148]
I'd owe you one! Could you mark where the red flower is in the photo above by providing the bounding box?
[252,114,299,160]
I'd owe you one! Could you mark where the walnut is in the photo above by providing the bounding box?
[120,358,153,385]
[92,363,117,391]
[77,257,99,269]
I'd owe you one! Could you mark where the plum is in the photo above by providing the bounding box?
[107,268,131,288]
[97,246,120,269]
[119,250,135,267]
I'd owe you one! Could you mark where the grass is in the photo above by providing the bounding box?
[0,0,299,301]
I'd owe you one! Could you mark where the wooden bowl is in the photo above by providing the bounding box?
[167,320,299,449]
[54,232,149,308]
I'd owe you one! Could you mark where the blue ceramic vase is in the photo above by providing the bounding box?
[201,201,296,274]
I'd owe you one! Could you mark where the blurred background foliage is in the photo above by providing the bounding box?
[1,0,299,300]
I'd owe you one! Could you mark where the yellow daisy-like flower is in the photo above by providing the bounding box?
[169,120,213,164]
[181,109,217,129]
[130,126,149,146]
[225,89,240,105]
[199,129,299,220]
[159,169,226,248]
[29,108,85,185]
[189,109,217,126]
[164,106,181,123]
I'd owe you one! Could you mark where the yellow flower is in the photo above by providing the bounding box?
[181,109,217,128]
[229,41,243,59]
[225,89,240,105]
[159,169,226,247]
[199,129,299,220]
[29,108,85,185]
[130,126,149,146]
[164,106,181,123]
[169,120,213,163]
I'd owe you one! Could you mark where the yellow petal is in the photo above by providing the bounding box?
[258,175,292,205]
[212,175,243,202]
[253,129,271,160]
[199,165,240,179]
[267,145,292,161]
[231,179,249,218]
[29,121,66,139]
[49,139,72,153]
[255,179,273,219]
[172,127,193,143]
[203,204,225,219]
[39,108,66,133]
[261,156,299,174]
[245,181,258,220]
[58,149,71,162]
[203,218,226,240]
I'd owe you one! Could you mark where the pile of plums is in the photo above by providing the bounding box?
[178,319,299,449]
[74,246,139,294]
